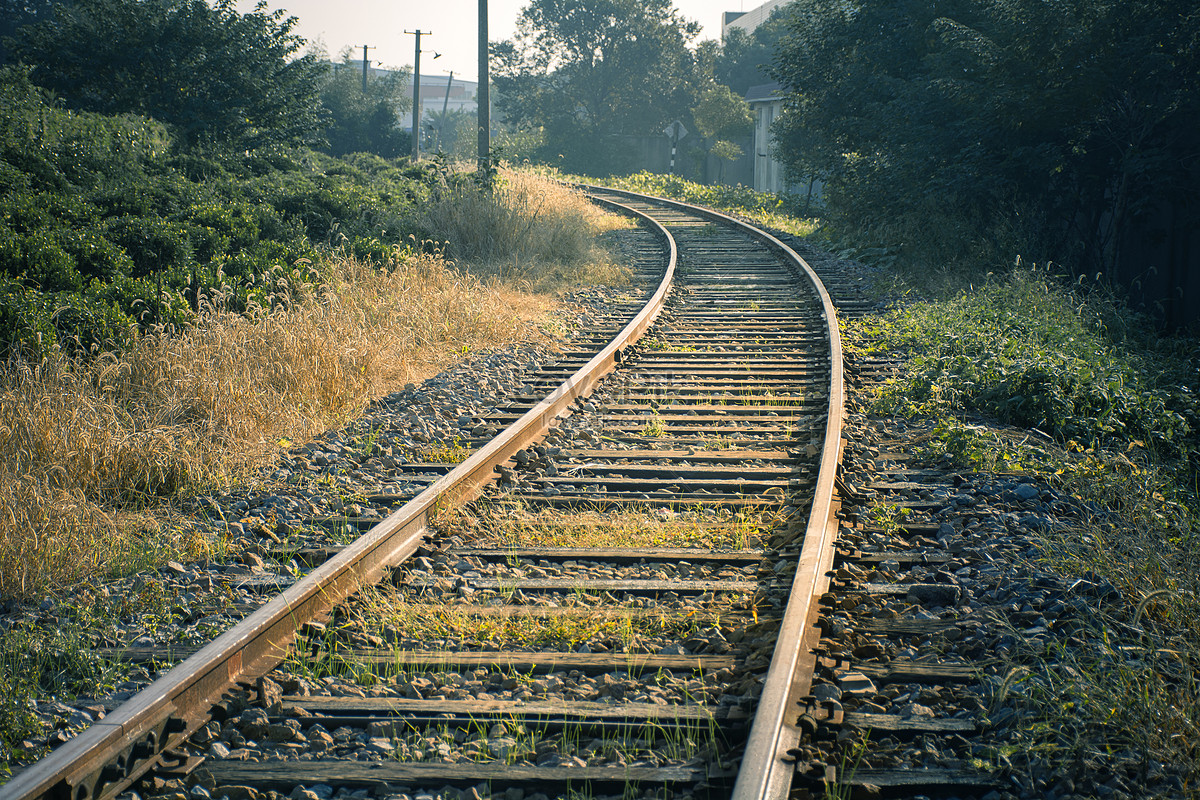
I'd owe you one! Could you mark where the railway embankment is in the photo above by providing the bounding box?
[1,181,1196,800]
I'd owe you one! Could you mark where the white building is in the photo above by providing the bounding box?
[745,81,788,194]
[722,0,791,37]
[400,73,479,132]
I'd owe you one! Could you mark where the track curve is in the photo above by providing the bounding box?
[1,188,845,800]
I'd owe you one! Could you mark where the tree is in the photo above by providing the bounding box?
[691,83,753,181]
[0,0,58,65]
[707,11,791,97]
[424,108,475,158]
[318,49,411,158]
[9,0,328,149]
[493,0,705,174]
[770,0,1200,273]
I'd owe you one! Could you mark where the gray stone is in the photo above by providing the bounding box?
[907,583,963,606]
[1014,483,1040,501]
[837,671,877,697]
[812,683,843,702]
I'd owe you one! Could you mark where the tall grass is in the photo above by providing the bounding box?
[0,250,544,599]
[422,169,630,290]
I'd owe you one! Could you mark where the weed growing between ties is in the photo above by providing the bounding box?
[0,250,541,600]
[332,584,736,654]
[440,505,774,551]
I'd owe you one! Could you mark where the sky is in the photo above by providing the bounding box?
[234,0,751,80]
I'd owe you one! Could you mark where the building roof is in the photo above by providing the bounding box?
[745,82,785,103]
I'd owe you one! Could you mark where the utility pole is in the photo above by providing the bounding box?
[361,45,372,92]
[435,71,453,152]
[405,29,430,161]
[477,0,489,177]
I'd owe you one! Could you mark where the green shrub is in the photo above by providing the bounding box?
[0,277,59,357]
[851,269,1200,503]
[17,231,82,292]
[182,200,260,251]
[103,216,191,278]
[0,149,68,193]
[49,290,137,355]
[164,152,230,182]
[0,67,453,357]
[58,230,133,282]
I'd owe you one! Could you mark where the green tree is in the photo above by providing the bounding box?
[318,49,411,158]
[0,0,57,65]
[691,83,753,181]
[771,0,1200,273]
[9,0,328,149]
[707,11,791,97]
[424,108,475,158]
[493,0,705,174]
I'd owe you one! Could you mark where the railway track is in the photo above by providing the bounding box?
[0,187,841,800]
[4,187,1046,800]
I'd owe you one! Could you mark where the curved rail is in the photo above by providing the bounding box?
[5,187,846,800]
[585,186,846,800]
[0,196,675,800]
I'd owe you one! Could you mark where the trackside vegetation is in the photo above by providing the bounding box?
[848,269,1199,524]
[842,268,1200,794]
[0,59,630,609]
[0,67,445,357]
[561,170,817,238]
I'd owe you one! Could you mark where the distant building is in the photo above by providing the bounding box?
[400,73,479,132]
[745,81,822,202]
[724,1,820,201]
[331,62,477,133]
[722,0,791,37]
[745,82,787,193]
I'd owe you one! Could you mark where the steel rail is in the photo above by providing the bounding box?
[584,186,846,800]
[0,196,676,800]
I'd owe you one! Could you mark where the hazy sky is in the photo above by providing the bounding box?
[235,0,750,80]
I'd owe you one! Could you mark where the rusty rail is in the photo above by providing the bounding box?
[0,196,676,800]
[584,186,846,800]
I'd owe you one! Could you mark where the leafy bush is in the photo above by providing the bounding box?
[12,230,82,292]
[850,268,1200,509]
[0,67,448,358]
[48,291,138,354]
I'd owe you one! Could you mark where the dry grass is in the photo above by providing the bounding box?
[0,251,546,599]
[342,589,727,653]
[440,505,772,551]
[422,169,632,291]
